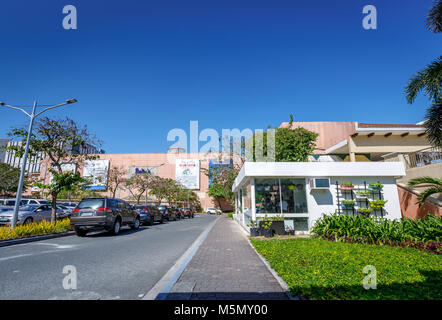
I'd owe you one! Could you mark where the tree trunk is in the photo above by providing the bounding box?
[51,193,57,225]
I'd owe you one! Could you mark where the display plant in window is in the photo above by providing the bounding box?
[368,182,384,192]
[340,181,354,190]
[370,199,387,208]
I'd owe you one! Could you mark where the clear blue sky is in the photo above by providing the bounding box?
[0,0,440,153]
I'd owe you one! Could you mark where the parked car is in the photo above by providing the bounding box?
[206,208,217,215]
[217,209,222,215]
[180,207,194,219]
[158,205,177,221]
[134,204,164,225]
[169,206,182,219]
[56,205,73,219]
[70,197,140,236]
[0,198,48,207]
[0,204,62,225]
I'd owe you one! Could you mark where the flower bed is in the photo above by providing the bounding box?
[0,219,72,241]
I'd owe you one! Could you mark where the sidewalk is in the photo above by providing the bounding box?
[165,215,288,300]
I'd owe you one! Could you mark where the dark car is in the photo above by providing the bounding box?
[169,206,181,220]
[134,204,163,225]
[70,197,140,236]
[157,205,177,221]
[180,207,194,219]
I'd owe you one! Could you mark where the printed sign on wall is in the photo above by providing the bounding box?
[127,166,158,179]
[83,160,110,191]
[175,159,200,190]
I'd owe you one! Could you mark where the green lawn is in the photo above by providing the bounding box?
[251,238,442,300]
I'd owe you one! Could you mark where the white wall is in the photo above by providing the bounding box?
[307,176,402,229]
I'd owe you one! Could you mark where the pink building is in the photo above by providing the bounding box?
[38,152,240,210]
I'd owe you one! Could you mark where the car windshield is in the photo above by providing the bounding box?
[77,199,104,209]
[158,205,167,209]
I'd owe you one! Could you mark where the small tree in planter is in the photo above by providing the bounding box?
[370,199,387,209]
[341,199,355,209]
[357,207,373,217]
[355,190,371,199]
[247,219,259,237]
[368,182,384,192]
[340,181,354,191]
[261,220,273,238]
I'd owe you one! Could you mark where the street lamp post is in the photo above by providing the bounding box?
[0,99,77,228]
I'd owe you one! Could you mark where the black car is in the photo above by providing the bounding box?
[70,197,140,236]
[157,205,177,221]
[135,204,164,225]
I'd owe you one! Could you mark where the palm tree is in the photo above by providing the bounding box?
[427,0,442,33]
[404,56,441,147]
[408,176,442,206]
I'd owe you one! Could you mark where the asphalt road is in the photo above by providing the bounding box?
[0,214,217,300]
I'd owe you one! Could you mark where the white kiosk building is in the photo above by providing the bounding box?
[232,162,405,234]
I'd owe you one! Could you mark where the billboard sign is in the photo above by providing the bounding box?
[208,159,233,187]
[128,166,158,178]
[83,160,109,191]
[48,163,77,185]
[175,159,200,190]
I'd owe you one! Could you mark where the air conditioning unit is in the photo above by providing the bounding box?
[309,178,330,190]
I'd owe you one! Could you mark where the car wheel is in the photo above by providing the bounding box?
[111,219,121,235]
[131,217,140,230]
[160,216,164,224]
[75,227,88,237]
[23,217,33,224]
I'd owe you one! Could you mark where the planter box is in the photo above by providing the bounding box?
[368,186,383,192]
[341,202,355,209]
[250,228,259,237]
[340,185,354,191]
[258,220,285,236]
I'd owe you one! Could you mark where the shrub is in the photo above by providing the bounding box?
[311,213,442,251]
[0,219,72,240]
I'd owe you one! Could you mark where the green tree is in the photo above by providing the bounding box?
[208,183,227,209]
[405,1,442,147]
[6,117,101,224]
[248,124,318,162]
[107,165,127,198]
[125,173,150,204]
[408,176,442,206]
[0,163,31,196]
[427,0,442,33]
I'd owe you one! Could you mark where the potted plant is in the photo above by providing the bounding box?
[355,190,371,198]
[261,220,273,238]
[340,181,354,191]
[357,207,373,216]
[247,220,259,237]
[368,182,383,192]
[369,199,387,208]
[341,199,355,209]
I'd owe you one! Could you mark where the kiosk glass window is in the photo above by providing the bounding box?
[280,178,308,213]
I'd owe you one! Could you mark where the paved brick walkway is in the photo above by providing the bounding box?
[166,216,288,300]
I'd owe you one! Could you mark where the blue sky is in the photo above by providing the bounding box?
[0,0,440,153]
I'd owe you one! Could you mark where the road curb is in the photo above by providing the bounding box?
[0,231,75,248]
[143,216,220,300]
